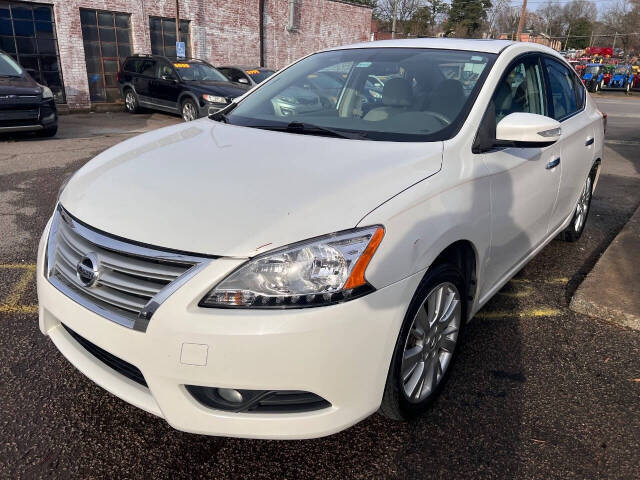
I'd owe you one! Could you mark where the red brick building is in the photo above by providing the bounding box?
[0,0,372,109]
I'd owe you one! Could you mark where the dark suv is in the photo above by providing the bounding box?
[0,50,57,137]
[117,55,249,121]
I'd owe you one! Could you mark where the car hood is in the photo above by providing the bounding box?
[187,80,249,97]
[0,74,40,96]
[60,120,443,257]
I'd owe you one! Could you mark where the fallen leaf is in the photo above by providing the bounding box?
[629,378,640,383]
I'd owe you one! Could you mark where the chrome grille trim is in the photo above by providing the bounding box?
[46,205,213,331]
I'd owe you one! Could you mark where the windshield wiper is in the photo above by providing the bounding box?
[252,121,367,140]
[208,102,238,123]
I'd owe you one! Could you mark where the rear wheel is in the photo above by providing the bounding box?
[380,264,465,420]
[559,169,594,242]
[124,89,139,113]
[181,99,199,122]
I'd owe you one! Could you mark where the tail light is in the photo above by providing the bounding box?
[116,71,121,82]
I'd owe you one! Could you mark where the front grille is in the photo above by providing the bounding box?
[62,323,147,387]
[47,206,211,331]
[0,108,39,121]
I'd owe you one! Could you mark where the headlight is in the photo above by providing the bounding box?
[203,94,228,104]
[200,226,384,308]
[41,85,53,99]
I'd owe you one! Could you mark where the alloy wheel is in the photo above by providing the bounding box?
[125,91,136,111]
[182,102,197,122]
[400,282,461,403]
[574,175,592,232]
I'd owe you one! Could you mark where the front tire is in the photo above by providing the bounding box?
[559,168,594,242]
[124,89,139,113]
[380,264,466,420]
[181,99,199,122]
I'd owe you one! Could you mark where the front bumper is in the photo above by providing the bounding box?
[201,102,228,117]
[37,218,420,439]
[0,99,57,133]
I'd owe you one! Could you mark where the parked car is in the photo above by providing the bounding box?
[605,65,634,92]
[581,63,606,92]
[39,39,604,439]
[218,66,275,86]
[117,55,249,121]
[601,64,615,86]
[0,50,57,136]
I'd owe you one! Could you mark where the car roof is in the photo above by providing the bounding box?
[219,65,274,71]
[326,38,517,54]
[127,54,206,63]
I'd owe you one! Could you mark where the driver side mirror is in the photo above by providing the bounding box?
[473,102,561,153]
[238,77,249,84]
[496,113,561,147]
[161,74,176,83]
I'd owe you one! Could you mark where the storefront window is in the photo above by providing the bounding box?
[149,16,190,58]
[0,1,65,103]
[80,8,131,102]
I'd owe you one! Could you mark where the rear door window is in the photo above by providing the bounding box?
[544,58,579,120]
[123,58,140,73]
[139,59,155,77]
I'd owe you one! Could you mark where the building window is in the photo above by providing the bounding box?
[80,8,132,102]
[149,16,190,58]
[0,1,65,103]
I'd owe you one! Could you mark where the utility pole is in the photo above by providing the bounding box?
[175,0,180,43]
[391,0,398,39]
[564,23,571,50]
[612,32,617,51]
[515,0,528,41]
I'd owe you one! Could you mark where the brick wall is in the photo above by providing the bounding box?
[16,0,372,108]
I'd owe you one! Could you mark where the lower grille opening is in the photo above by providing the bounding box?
[186,385,331,414]
[62,324,147,388]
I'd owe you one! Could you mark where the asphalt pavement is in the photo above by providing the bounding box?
[1,97,639,479]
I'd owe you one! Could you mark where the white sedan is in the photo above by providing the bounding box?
[37,38,604,439]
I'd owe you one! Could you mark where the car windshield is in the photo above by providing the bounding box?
[225,48,495,142]
[0,53,24,77]
[585,66,600,74]
[246,68,275,83]
[174,62,229,82]
[614,66,628,74]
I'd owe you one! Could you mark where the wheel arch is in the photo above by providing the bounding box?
[178,91,201,108]
[422,239,478,322]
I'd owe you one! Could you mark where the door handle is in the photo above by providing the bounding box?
[546,157,560,169]
[585,137,594,146]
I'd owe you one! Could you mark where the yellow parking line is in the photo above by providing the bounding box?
[0,263,37,270]
[3,268,35,306]
[510,277,569,285]
[0,264,38,314]
[498,284,534,298]
[476,308,562,320]
[0,305,38,314]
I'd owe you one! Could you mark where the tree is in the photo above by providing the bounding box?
[445,0,492,37]
[601,0,640,53]
[566,17,593,48]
